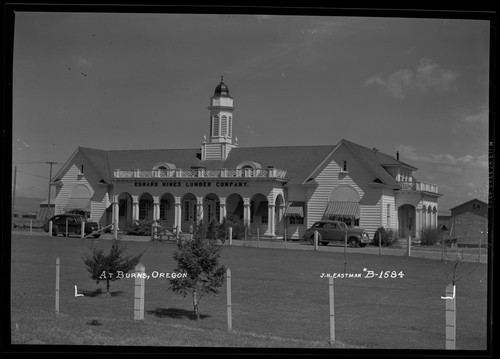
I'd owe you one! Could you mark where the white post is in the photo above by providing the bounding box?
[49,220,53,237]
[314,230,319,251]
[284,228,287,249]
[407,235,411,257]
[55,257,60,315]
[379,231,382,255]
[329,277,335,344]
[445,283,456,349]
[30,219,32,234]
[134,263,145,321]
[226,268,232,331]
[81,220,85,238]
[65,218,69,237]
[257,227,260,247]
[229,226,233,246]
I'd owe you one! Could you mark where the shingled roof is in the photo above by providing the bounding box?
[62,138,412,188]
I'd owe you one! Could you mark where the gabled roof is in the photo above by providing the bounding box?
[449,198,488,211]
[56,139,413,188]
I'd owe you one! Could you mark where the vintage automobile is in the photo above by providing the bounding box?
[43,214,100,238]
[303,220,370,247]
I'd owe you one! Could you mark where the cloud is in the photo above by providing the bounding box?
[77,56,92,67]
[396,145,488,169]
[454,105,488,123]
[364,58,458,99]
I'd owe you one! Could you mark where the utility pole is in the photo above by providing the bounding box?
[12,166,17,231]
[46,162,57,219]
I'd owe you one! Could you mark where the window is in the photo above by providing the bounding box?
[342,160,348,172]
[139,200,148,220]
[386,204,391,227]
[288,216,304,225]
[228,117,232,137]
[221,116,227,136]
[119,199,126,216]
[184,202,190,221]
[216,202,221,221]
[262,214,268,224]
[160,200,168,220]
[212,116,219,136]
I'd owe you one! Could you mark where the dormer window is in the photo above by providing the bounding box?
[153,162,176,170]
[341,160,348,173]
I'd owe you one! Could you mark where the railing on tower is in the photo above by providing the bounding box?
[398,181,439,193]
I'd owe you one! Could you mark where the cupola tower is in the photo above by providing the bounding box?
[201,76,237,160]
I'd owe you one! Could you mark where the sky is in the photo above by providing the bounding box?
[10,9,491,214]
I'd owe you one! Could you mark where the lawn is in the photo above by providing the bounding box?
[10,234,488,350]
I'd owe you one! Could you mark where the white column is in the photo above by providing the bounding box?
[415,207,421,238]
[132,195,139,223]
[196,197,204,223]
[220,197,227,223]
[174,196,181,232]
[266,203,276,236]
[278,204,285,236]
[153,196,160,223]
[243,198,251,227]
[112,195,119,231]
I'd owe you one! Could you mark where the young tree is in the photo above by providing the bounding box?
[169,220,226,320]
[82,241,144,295]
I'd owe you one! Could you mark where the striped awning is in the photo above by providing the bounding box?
[324,201,359,218]
[65,198,91,211]
[284,202,305,217]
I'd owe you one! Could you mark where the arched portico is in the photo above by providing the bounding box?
[398,204,416,238]
[118,192,133,229]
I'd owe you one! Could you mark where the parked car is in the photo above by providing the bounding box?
[43,214,100,238]
[303,220,370,247]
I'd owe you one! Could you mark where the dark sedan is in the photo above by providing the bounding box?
[44,214,100,238]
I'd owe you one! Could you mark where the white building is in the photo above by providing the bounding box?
[50,78,442,240]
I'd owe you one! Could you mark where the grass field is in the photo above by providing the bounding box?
[10,234,488,350]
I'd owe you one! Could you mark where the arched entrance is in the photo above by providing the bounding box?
[226,193,244,224]
[204,193,220,223]
[159,193,175,229]
[250,193,268,235]
[138,193,154,222]
[181,193,197,232]
[398,204,416,238]
[118,192,133,229]
[275,194,285,236]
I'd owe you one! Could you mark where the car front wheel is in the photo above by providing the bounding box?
[348,237,359,248]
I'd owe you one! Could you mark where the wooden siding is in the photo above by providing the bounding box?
[307,144,389,238]
[381,190,397,231]
[54,155,110,224]
[204,143,222,160]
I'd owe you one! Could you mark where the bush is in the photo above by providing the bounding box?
[420,227,441,246]
[125,220,154,236]
[373,227,399,247]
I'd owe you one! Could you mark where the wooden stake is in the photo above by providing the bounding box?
[445,283,456,349]
[134,263,145,320]
[329,277,335,344]
[55,257,60,315]
[227,268,232,331]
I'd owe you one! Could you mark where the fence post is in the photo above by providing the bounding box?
[30,219,33,234]
[407,235,411,257]
[284,228,287,249]
[229,227,233,246]
[49,220,53,237]
[65,218,69,237]
[314,230,318,251]
[378,231,382,255]
[329,276,335,344]
[134,263,145,321]
[244,226,248,247]
[257,228,260,248]
[227,268,232,331]
[81,221,85,239]
[445,283,456,349]
[55,257,60,315]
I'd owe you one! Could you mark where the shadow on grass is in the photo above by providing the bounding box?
[81,288,124,297]
[147,307,210,320]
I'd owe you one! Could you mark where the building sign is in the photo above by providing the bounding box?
[134,180,249,188]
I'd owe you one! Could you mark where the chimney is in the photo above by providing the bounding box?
[396,151,400,161]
